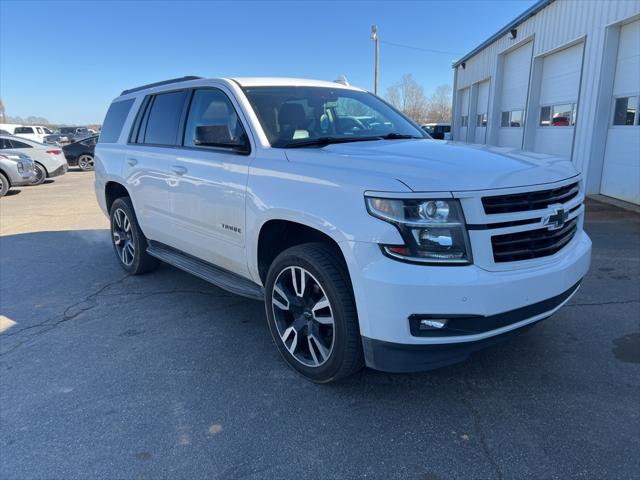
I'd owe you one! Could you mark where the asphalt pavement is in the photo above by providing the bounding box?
[1,171,639,479]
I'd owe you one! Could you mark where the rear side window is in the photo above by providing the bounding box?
[143,91,187,145]
[9,139,32,148]
[15,127,34,134]
[100,99,135,143]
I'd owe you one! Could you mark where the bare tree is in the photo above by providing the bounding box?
[385,74,430,123]
[426,84,452,123]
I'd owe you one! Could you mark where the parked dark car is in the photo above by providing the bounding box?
[62,135,98,171]
[421,123,451,140]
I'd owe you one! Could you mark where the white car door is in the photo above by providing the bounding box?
[167,87,253,276]
[124,92,188,242]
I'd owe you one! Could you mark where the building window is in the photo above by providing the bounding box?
[460,115,469,127]
[501,110,525,127]
[501,110,524,127]
[539,103,577,127]
[501,111,510,127]
[477,113,487,127]
[613,97,638,126]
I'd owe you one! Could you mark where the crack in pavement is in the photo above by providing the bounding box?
[0,279,259,357]
[0,274,129,355]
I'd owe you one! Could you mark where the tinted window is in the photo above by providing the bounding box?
[9,139,31,149]
[15,127,34,134]
[144,91,187,145]
[540,106,551,126]
[501,111,510,127]
[613,97,637,126]
[183,89,247,150]
[100,99,135,143]
[0,138,10,149]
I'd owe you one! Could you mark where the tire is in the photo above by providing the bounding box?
[30,163,46,185]
[109,197,159,275]
[0,172,9,197]
[77,154,94,171]
[265,243,364,383]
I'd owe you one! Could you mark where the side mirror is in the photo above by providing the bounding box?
[194,125,250,154]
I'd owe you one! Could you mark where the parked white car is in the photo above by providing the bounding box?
[12,125,52,143]
[0,152,36,197]
[95,76,591,382]
[0,134,68,184]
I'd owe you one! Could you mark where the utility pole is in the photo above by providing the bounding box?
[371,25,379,95]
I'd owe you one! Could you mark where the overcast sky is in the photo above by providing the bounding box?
[0,0,536,124]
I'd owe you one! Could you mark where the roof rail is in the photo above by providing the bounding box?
[120,76,203,96]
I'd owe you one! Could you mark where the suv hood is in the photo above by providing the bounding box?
[284,139,578,192]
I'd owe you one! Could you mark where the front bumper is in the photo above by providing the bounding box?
[362,281,580,372]
[345,230,592,371]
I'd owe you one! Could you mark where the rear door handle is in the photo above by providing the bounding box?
[171,165,188,176]
[126,157,138,166]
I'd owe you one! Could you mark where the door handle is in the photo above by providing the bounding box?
[171,165,188,176]
[126,157,138,166]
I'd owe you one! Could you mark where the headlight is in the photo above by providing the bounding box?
[366,197,472,264]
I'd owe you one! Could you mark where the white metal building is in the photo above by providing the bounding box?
[452,0,640,205]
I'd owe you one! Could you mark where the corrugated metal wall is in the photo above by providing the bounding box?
[452,0,640,194]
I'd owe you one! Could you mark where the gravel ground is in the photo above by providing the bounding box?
[1,172,639,479]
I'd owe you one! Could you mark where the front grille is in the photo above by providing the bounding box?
[491,218,578,262]
[482,182,579,214]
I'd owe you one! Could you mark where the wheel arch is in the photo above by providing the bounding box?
[34,161,49,176]
[104,181,130,213]
[256,219,349,286]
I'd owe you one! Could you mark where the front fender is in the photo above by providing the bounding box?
[245,156,408,284]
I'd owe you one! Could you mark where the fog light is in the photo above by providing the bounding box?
[419,318,448,330]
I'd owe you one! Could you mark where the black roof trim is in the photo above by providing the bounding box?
[452,0,554,68]
[120,76,203,96]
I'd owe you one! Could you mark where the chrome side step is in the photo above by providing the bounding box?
[146,241,264,301]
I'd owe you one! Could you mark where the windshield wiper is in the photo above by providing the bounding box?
[378,133,422,140]
[282,136,383,148]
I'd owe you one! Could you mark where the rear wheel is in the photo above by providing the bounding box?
[109,197,159,274]
[30,163,46,185]
[265,243,364,383]
[78,154,94,171]
[0,172,9,197]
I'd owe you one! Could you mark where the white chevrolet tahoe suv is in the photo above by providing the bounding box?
[95,76,592,382]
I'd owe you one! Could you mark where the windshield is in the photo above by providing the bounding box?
[242,86,426,147]
[56,127,76,134]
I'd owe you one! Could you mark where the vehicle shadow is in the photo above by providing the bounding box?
[1,224,638,479]
[3,189,22,197]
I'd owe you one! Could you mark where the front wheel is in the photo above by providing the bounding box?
[77,154,94,171]
[109,197,159,275]
[265,243,364,383]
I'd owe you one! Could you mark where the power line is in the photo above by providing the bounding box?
[379,40,462,57]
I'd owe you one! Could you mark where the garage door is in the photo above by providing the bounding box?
[533,42,584,158]
[498,42,532,148]
[458,87,470,142]
[601,19,640,205]
[474,80,490,144]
